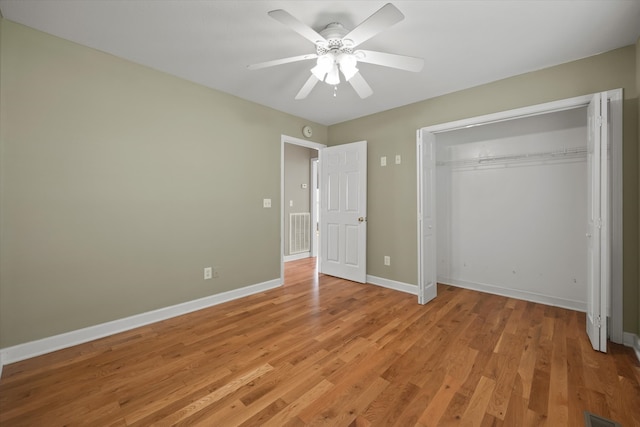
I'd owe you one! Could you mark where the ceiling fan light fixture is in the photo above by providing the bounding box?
[338,54,358,81]
[325,65,340,85]
[311,55,334,81]
[341,64,358,81]
[310,64,327,81]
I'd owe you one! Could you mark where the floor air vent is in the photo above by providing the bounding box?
[584,411,622,427]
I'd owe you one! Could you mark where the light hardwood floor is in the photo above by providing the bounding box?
[1,257,639,426]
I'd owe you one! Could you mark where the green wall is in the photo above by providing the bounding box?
[0,20,328,348]
[329,45,639,334]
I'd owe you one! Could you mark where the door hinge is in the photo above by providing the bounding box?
[595,315,602,328]
[596,115,603,127]
[597,218,603,229]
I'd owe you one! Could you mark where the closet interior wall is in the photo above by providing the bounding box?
[435,107,589,310]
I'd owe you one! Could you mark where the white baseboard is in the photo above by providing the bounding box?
[0,278,282,371]
[366,275,418,295]
[284,252,311,262]
[438,277,587,312]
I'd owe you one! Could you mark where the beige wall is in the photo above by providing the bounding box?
[0,20,328,348]
[329,45,640,334]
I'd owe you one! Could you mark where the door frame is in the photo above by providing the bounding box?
[280,135,326,282]
[416,90,623,344]
[310,158,319,258]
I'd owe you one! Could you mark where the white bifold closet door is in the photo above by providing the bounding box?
[417,131,437,305]
[586,92,609,353]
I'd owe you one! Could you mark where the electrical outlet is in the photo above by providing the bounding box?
[204,267,212,280]
[380,156,387,166]
[395,154,401,164]
[384,256,391,266]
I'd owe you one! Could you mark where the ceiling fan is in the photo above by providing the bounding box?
[247,3,424,100]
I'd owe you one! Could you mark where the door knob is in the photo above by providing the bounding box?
[358,217,367,223]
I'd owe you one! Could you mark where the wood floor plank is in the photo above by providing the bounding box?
[262,379,334,427]
[1,257,638,426]
[546,312,569,426]
[416,374,462,426]
[460,375,496,427]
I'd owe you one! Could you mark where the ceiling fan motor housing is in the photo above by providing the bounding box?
[316,23,353,55]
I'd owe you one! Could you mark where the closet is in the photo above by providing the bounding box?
[417,91,623,352]
[435,107,588,310]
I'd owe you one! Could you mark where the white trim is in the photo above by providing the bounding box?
[622,332,640,363]
[416,130,425,303]
[439,277,587,312]
[280,135,326,286]
[366,275,418,295]
[424,94,593,134]
[0,278,282,367]
[310,158,319,258]
[284,252,310,262]
[608,89,624,344]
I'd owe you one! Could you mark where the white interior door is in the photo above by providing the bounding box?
[586,92,609,352]
[319,141,367,283]
[417,130,437,304]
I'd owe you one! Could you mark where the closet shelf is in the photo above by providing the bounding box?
[437,146,588,168]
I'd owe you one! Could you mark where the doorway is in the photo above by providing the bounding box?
[280,135,326,280]
[281,136,369,285]
[416,90,623,349]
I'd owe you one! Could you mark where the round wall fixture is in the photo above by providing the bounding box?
[302,125,313,138]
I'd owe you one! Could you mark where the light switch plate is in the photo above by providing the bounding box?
[381,156,387,166]
[263,198,271,208]
[395,155,401,164]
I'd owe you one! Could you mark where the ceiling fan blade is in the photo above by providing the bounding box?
[268,9,326,46]
[248,54,318,70]
[343,3,404,48]
[295,74,320,100]
[348,72,373,99]
[356,50,424,72]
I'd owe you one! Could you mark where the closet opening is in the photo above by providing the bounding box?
[417,90,623,352]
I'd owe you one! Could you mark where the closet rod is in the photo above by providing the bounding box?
[437,146,587,168]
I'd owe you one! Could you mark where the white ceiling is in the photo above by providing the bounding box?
[1,1,639,126]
